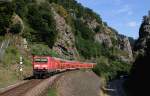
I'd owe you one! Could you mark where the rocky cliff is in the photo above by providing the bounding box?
[134,11,150,55]
[118,36,133,62]
[128,11,150,96]
[85,17,133,62]
[51,7,78,59]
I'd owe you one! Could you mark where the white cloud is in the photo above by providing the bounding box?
[118,5,130,13]
[127,21,138,28]
[112,5,133,16]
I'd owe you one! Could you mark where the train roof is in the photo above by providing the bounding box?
[53,57,96,65]
[33,55,96,64]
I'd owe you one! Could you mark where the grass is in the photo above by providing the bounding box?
[0,68,19,88]
[47,88,57,96]
[0,44,32,88]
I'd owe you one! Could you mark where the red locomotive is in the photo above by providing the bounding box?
[32,56,96,77]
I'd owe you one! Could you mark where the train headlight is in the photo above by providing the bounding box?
[42,65,47,68]
[34,65,40,67]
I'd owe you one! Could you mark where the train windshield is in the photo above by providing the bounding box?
[34,58,48,63]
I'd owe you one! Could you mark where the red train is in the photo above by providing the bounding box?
[32,56,96,77]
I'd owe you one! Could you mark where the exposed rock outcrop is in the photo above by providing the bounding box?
[118,36,133,62]
[87,19,99,30]
[12,14,24,33]
[93,21,133,62]
[134,11,150,55]
[52,7,78,59]
[95,33,112,47]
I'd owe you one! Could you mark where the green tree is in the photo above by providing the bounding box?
[0,2,14,35]
[74,20,94,40]
[26,3,57,47]
[13,0,27,18]
[10,23,22,34]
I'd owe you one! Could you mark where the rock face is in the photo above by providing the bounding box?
[12,14,24,33]
[52,8,78,59]
[87,19,99,30]
[118,36,133,62]
[87,19,113,48]
[95,33,112,47]
[134,11,150,55]
[94,23,133,62]
[128,11,150,95]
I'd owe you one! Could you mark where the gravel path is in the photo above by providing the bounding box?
[56,70,101,96]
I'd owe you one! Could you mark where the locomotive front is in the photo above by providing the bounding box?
[32,56,49,77]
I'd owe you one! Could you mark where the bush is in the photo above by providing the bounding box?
[31,44,58,57]
[93,56,109,73]
[10,23,22,34]
[94,26,101,33]
[52,3,68,18]
[93,57,131,81]
[22,25,35,41]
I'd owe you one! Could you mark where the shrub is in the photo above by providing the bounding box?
[93,58,131,81]
[31,44,58,57]
[52,3,68,18]
[10,23,22,34]
[94,26,101,33]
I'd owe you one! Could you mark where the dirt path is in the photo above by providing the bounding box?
[55,70,101,96]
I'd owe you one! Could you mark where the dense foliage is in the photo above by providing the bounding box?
[48,0,102,23]
[0,0,131,81]
[31,44,58,57]
[26,3,57,47]
[0,2,14,35]
[0,0,57,47]
[93,57,131,81]
[10,23,22,34]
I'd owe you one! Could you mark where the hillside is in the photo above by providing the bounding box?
[0,0,133,87]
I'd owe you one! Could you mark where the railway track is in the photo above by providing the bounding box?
[0,75,60,96]
[0,80,43,96]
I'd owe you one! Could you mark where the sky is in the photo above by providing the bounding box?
[76,0,150,39]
